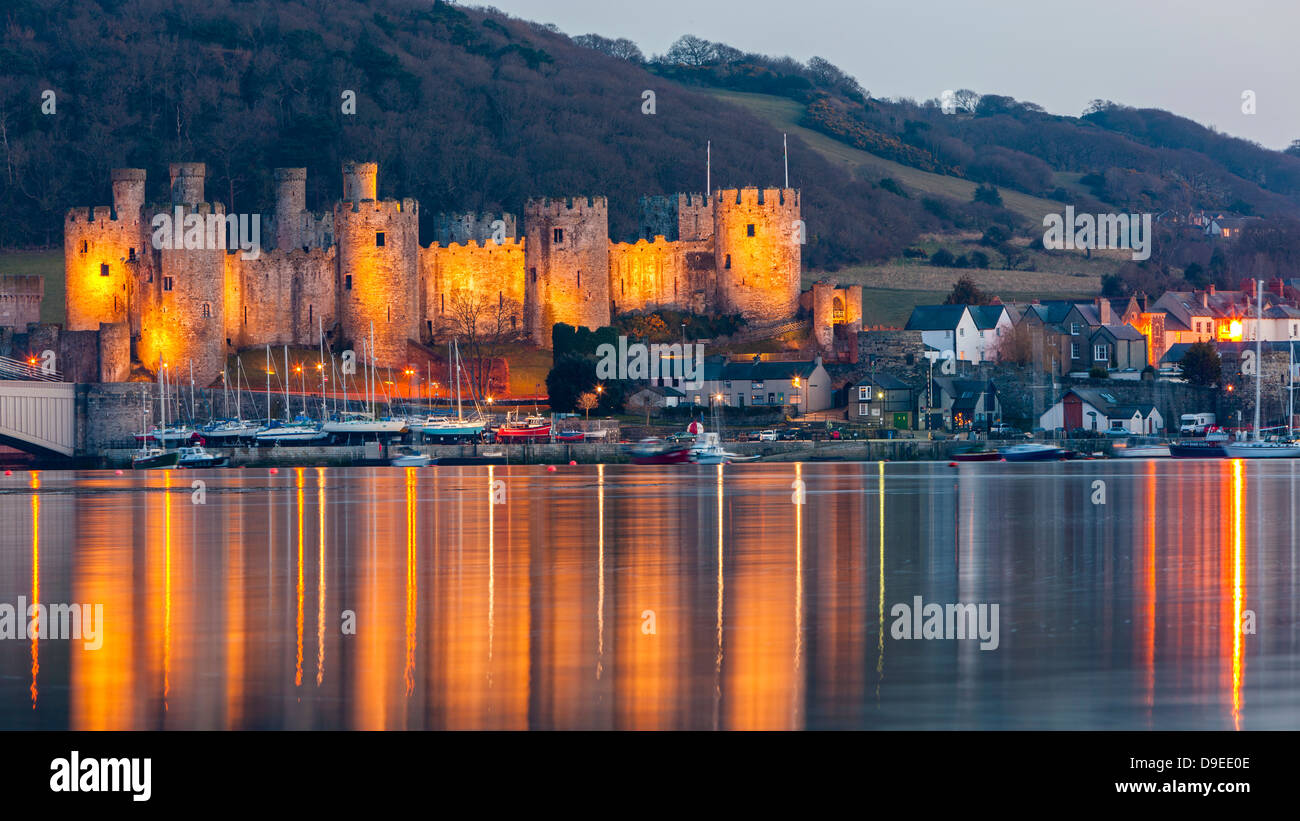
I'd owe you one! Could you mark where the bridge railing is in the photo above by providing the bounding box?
[0,353,63,382]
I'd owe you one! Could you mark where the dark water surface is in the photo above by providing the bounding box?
[1,460,1297,730]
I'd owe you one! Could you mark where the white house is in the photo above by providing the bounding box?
[905,305,983,362]
[1038,388,1164,434]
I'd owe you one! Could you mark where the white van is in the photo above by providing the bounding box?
[1179,413,1216,435]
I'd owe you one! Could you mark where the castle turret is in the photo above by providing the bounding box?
[111,168,146,220]
[64,168,149,332]
[169,162,206,206]
[524,196,610,346]
[274,167,307,250]
[342,161,378,203]
[713,187,801,322]
[335,162,419,366]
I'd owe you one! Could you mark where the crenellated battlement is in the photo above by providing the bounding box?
[715,187,800,208]
[525,195,607,216]
[66,207,124,224]
[429,236,525,252]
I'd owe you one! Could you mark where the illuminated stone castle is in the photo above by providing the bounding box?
[64,162,805,381]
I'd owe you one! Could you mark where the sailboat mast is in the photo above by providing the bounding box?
[370,322,377,418]
[189,359,196,423]
[319,315,326,418]
[283,345,290,421]
[455,339,463,420]
[1255,279,1263,441]
[266,345,272,421]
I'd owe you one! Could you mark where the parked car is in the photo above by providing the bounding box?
[988,423,1028,440]
[776,428,800,441]
[1104,427,1132,437]
[757,430,778,441]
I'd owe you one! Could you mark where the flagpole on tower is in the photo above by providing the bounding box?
[706,140,711,195]
[784,133,789,188]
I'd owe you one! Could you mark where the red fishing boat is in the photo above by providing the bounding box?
[626,438,692,465]
[492,413,551,441]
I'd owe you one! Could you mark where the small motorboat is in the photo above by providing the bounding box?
[999,443,1068,462]
[389,446,431,467]
[553,429,586,443]
[431,450,508,466]
[627,438,692,465]
[952,447,1001,462]
[132,447,179,470]
[1111,440,1171,458]
[176,445,228,468]
[1222,440,1300,459]
[1169,442,1227,458]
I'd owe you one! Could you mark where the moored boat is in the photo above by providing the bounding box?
[132,447,179,470]
[176,445,228,468]
[627,437,692,465]
[389,446,431,467]
[952,447,1001,462]
[1169,442,1227,458]
[999,443,1067,462]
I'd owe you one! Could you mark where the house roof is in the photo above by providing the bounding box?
[854,373,911,390]
[635,384,685,398]
[1060,388,1156,418]
[1095,324,1145,341]
[1070,304,1102,326]
[905,305,969,331]
[714,356,823,382]
[969,305,1007,330]
[932,377,995,412]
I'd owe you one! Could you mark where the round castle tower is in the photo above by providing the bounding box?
[137,163,227,381]
[274,167,307,250]
[713,187,801,322]
[335,161,419,367]
[523,196,610,346]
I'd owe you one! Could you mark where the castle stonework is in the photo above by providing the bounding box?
[64,162,806,381]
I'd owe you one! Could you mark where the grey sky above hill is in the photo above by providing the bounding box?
[486,0,1296,150]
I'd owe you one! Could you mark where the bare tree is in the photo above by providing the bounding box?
[438,290,526,400]
[577,390,598,421]
[663,35,717,66]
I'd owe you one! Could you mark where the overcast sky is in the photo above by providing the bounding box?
[485,0,1297,150]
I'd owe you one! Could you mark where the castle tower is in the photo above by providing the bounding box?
[713,187,801,322]
[169,162,206,206]
[524,196,610,346]
[274,167,307,250]
[335,162,419,366]
[64,168,147,332]
[137,167,226,380]
[342,161,378,202]
[111,168,146,219]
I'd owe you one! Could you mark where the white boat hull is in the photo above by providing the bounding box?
[1222,443,1300,458]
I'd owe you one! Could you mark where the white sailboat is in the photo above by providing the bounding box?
[420,339,486,437]
[1223,279,1300,458]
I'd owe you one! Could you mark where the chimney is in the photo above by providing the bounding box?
[1272,277,1285,297]
[1097,297,1111,325]
[1200,291,1209,308]
[1208,284,1216,296]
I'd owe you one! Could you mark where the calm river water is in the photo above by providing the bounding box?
[1,460,1297,730]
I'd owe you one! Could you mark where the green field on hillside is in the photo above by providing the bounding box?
[707,89,1078,222]
[0,249,64,325]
